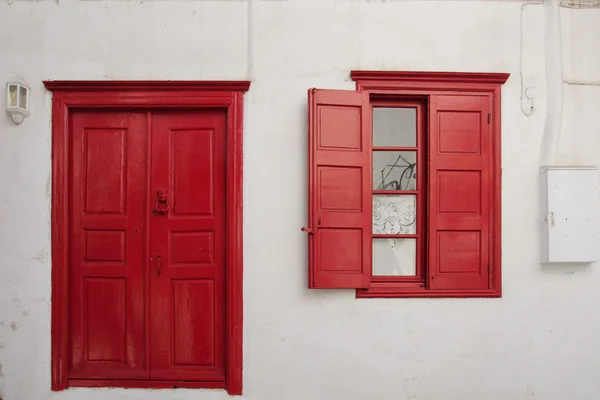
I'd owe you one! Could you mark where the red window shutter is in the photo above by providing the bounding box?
[306,89,371,289]
[428,95,492,290]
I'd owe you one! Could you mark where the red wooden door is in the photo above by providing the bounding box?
[148,111,227,381]
[68,109,227,382]
[69,111,148,378]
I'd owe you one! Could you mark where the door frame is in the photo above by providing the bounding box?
[43,80,250,396]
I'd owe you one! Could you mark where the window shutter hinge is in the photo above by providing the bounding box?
[487,113,491,124]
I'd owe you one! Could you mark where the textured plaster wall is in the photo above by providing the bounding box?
[1,1,600,399]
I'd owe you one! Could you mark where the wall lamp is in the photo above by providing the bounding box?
[6,78,30,125]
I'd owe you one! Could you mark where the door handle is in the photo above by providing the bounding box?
[153,190,169,214]
[301,227,314,235]
[301,217,321,235]
[155,255,163,276]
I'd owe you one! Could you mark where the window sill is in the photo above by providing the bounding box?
[356,283,501,298]
[68,379,226,390]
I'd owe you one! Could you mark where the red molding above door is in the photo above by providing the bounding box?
[43,80,251,92]
[45,80,249,396]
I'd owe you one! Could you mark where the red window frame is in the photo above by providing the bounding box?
[304,71,509,298]
[370,98,427,286]
[44,80,249,395]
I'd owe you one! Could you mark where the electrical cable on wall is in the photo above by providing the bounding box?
[520,0,544,117]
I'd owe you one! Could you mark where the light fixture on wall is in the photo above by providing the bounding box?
[6,78,30,125]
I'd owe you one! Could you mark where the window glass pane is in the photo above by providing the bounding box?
[373,107,416,147]
[373,195,416,234]
[373,151,416,190]
[373,238,416,276]
[8,85,17,107]
[18,86,27,109]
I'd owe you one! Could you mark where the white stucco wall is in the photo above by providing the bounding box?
[1,1,600,399]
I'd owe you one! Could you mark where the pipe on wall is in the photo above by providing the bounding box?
[540,0,564,166]
[520,1,544,117]
[247,0,258,81]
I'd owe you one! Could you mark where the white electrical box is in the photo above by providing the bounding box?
[540,166,599,264]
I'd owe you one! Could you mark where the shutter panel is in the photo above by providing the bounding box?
[428,95,491,290]
[306,89,371,289]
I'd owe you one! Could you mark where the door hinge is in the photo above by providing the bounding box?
[487,113,491,124]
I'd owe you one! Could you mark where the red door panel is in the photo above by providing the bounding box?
[69,111,148,379]
[149,111,227,381]
[428,95,491,290]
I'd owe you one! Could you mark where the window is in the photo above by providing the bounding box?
[371,100,425,283]
[303,71,509,298]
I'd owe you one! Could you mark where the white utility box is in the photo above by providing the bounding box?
[540,166,599,263]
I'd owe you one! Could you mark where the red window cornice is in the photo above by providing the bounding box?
[350,70,510,87]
